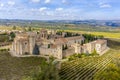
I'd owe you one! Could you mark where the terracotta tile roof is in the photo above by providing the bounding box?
[88,39,107,45]
[16,33,28,37]
[50,44,57,48]
[18,38,28,42]
[27,32,36,36]
[54,38,68,44]
[16,32,36,38]
[36,39,43,42]
[40,29,47,32]
[95,39,107,44]
[54,36,84,44]
[66,36,84,41]
[60,38,68,43]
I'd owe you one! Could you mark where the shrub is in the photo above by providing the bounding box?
[23,60,60,80]
[91,49,98,56]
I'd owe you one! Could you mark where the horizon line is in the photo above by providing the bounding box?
[0,18,120,21]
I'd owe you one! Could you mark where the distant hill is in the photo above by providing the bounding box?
[0,19,120,27]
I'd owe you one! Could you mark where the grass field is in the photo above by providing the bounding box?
[65,30,120,38]
[0,52,46,80]
[1,25,120,38]
[0,26,23,30]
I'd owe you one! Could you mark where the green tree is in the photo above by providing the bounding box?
[98,35,104,39]
[0,35,9,42]
[12,26,16,30]
[10,32,15,39]
[91,49,98,56]
[85,39,89,43]
[23,60,60,80]
[22,27,27,31]
[28,27,32,31]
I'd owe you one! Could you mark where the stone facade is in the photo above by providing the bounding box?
[11,32,37,55]
[39,45,62,59]
[11,29,108,59]
[74,39,108,55]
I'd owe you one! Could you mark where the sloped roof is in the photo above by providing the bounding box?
[65,36,84,41]
[40,29,47,32]
[54,38,68,45]
[95,39,107,44]
[86,39,107,45]
[50,44,57,48]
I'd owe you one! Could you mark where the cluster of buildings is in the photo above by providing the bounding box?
[11,29,108,59]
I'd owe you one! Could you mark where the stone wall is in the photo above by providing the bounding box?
[95,42,107,54]
[29,36,36,55]
[39,45,63,59]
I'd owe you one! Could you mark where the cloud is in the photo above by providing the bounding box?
[100,4,111,8]
[56,8,63,11]
[62,0,71,5]
[46,12,54,16]
[8,1,15,6]
[0,3,4,7]
[0,3,4,10]
[31,8,37,11]
[62,0,66,3]
[45,0,51,4]
[30,7,49,12]
[99,3,111,8]
[39,7,48,11]
[31,0,40,3]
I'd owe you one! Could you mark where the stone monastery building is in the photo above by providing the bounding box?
[11,29,108,59]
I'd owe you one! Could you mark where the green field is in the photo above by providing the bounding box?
[59,39,120,80]
[0,25,120,80]
[0,52,46,80]
[0,39,120,80]
[1,25,120,38]
[65,30,120,39]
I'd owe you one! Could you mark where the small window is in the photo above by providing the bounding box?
[25,42,27,45]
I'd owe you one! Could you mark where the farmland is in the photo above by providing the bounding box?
[64,30,120,39]
[59,39,120,80]
[1,24,120,39]
[0,24,120,80]
[0,39,120,80]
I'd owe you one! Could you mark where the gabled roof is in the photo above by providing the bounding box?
[65,36,84,41]
[54,36,84,45]
[18,38,28,42]
[54,38,68,45]
[86,39,107,45]
[50,44,57,48]
[40,29,47,32]
[95,39,107,44]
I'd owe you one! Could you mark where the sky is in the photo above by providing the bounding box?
[0,0,120,20]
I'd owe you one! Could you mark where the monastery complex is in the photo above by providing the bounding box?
[11,29,108,59]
